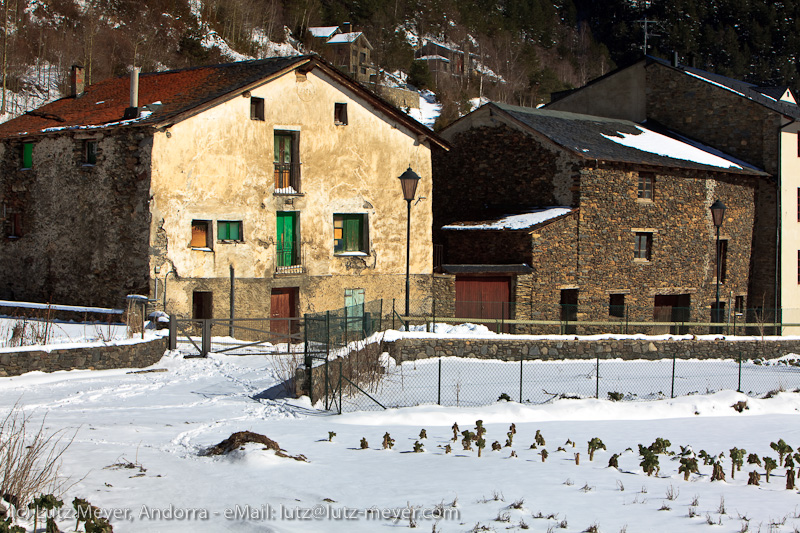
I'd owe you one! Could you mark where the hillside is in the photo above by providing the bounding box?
[5,0,797,129]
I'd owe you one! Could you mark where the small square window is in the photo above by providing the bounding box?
[5,208,22,239]
[21,142,33,169]
[84,140,97,165]
[250,97,264,120]
[334,214,368,254]
[637,172,654,200]
[634,232,652,261]
[609,294,625,318]
[190,220,212,249]
[334,103,348,125]
[217,221,243,242]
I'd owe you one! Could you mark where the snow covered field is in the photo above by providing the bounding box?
[2,348,800,533]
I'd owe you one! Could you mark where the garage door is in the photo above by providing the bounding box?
[455,276,512,330]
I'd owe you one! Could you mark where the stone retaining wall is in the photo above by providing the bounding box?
[0,338,168,377]
[383,337,800,364]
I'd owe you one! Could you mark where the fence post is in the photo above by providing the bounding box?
[338,358,343,415]
[325,311,330,360]
[324,357,329,411]
[201,319,211,357]
[305,352,313,405]
[437,357,442,405]
[595,353,600,399]
[392,299,396,330]
[519,354,524,403]
[737,352,742,393]
[671,353,676,399]
[168,315,177,351]
[379,299,383,332]
[432,299,436,334]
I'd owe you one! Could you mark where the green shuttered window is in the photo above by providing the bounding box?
[218,221,243,242]
[333,214,368,254]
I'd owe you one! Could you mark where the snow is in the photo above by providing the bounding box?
[2,345,800,532]
[442,207,573,230]
[0,300,123,314]
[327,32,362,44]
[406,90,441,128]
[308,26,339,38]
[602,126,747,169]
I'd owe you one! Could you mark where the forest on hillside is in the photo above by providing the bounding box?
[6,0,800,127]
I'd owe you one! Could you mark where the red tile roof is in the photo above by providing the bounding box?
[0,55,448,149]
[0,56,311,139]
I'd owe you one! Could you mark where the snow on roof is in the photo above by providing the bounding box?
[308,26,339,38]
[327,32,362,44]
[442,207,573,231]
[416,55,450,63]
[601,126,744,170]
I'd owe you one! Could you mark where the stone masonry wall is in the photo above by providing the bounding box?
[0,338,167,377]
[645,63,779,313]
[383,337,800,364]
[0,128,153,308]
[432,123,578,246]
[575,166,757,331]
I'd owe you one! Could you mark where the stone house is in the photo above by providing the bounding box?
[0,56,446,324]
[307,24,375,84]
[414,40,479,87]
[546,55,800,332]
[432,102,767,333]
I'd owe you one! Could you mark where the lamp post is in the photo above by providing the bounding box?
[710,200,726,333]
[399,167,421,328]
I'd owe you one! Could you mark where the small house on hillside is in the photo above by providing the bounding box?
[307,23,375,83]
[0,56,447,324]
[432,102,767,333]
[546,55,800,332]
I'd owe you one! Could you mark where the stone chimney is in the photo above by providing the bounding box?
[70,65,85,98]
[342,21,352,33]
[123,67,140,120]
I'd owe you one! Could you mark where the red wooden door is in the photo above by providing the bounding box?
[270,288,298,341]
[455,276,512,331]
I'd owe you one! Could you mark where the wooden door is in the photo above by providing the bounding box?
[270,288,298,341]
[276,212,297,267]
[455,276,512,331]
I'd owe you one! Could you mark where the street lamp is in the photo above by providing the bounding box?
[399,167,421,328]
[710,199,726,333]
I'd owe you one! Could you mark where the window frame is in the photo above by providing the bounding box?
[334,103,348,125]
[217,220,243,243]
[250,97,265,121]
[273,130,301,194]
[83,140,98,166]
[637,172,654,201]
[634,232,652,261]
[190,220,213,250]
[333,213,369,255]
[609,294,625,318]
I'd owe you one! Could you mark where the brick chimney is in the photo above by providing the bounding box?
[70,64,85,98]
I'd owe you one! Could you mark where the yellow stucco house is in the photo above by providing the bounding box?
[0,56,446,324]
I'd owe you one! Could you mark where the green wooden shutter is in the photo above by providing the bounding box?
[22,143,33,169]
[343,215,362,251]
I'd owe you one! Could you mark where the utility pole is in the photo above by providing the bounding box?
[635,18,663,55]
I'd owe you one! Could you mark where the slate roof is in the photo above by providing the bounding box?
[487,103,767,177]
[0,55,444,147]
[648,56,800,120]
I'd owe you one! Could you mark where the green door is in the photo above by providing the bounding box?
[277,212,297,266]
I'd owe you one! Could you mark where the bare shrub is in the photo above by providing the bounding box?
[0,404,76,513]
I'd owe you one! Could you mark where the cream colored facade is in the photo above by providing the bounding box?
[148,65,436,318]
[780,123,800,333]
